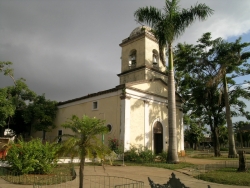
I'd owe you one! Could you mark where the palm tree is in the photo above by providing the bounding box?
[59,115,108,188]
[210,38,250,158]
[134,0,213,163]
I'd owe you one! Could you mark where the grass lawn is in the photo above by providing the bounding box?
[198,168,250,186]
[87,160,195,170]
[186,149,250,160]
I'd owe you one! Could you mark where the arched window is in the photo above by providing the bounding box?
[106,124,112,133]
[129,50,137,69]
[152,50,159,68]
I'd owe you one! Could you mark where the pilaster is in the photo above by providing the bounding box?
[144,100,149,148]
[120,95,131,151]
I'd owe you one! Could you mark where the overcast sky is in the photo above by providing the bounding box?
[1,0,250,118]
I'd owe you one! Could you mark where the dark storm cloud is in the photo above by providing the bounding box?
[1,0,250,102]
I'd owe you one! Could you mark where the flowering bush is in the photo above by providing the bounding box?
[108,138,121,154]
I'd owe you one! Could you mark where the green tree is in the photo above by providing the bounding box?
[0,88,15,126]
[1,62,57,138]
[0,61,18,127]
[0,61,36,132]
[234,121,250,148]
[183,115,206,150]
[0,61,16,85]
[59,115,108,188]
[218,125,228,148]
[210,38,250,157]
[134,0,213,163]
[174,33,250,156]
[23,94,58,137]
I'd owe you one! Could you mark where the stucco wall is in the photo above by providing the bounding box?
[119,69,145,84]
[130,81,168,97]
[32,92,121,146]
[129,98,145,147]
[148,101,168,151]
[145,37,166,72]
[128,96,169,152]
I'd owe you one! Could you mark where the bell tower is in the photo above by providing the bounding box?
[118,26,167,84]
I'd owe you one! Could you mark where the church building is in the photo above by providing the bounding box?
[34,26,184,154]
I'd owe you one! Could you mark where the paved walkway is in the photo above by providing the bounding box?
[0,157,248,188]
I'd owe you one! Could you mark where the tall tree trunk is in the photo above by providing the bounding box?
[167,44,179,163]
[194,143,197,150]
[240,132,243,148]
[223,75,237,158]
[212,126,221,157]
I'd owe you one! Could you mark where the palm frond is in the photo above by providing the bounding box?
[134,6,163,28]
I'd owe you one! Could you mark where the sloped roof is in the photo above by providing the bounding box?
[58,78,183,106]
[57,85,124,106]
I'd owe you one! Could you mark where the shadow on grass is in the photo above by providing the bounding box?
[197,168,250,186]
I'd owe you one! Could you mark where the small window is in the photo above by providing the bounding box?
[58,130,62,143]
[152,50,159,68]
[107,124,112,132]
[129,50,137,69]
[93,101,98,110]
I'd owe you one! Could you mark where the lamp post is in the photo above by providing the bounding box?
[99,113,105,144]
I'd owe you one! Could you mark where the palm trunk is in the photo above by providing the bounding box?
[223,75,237,158]
[166,44,179,163]
[79,152,85,188]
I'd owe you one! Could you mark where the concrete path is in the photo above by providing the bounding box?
[0,157,248,188]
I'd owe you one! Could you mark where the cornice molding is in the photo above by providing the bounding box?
[117,65,167,77]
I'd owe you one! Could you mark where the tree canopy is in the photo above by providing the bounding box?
[174,33,250,156]
[0,61,57,137]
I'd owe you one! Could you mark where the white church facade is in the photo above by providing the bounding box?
[33,26,184,154]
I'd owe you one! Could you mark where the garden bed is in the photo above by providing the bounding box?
[0,165,75,185]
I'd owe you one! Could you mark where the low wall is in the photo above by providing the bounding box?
[236,147,250,154]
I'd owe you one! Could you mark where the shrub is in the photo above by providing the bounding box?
[124,145,155,163]
[157,151,168,162]
[108,137,122,154]
[137,146,155,162]
[6,138,61,174]
[124,145,138,161]
[220,147,229,151]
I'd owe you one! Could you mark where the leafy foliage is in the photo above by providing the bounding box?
[234,121,250,147]
[108,137,122,154]
[6,138,61,174]
[184,120,206,150]
[0,61,57,136]
[23,94,58,132]
[174,32,250,156]
[0,88,15,126]
[124,145,155,163]
[157,151,168,162]
[218,125,228,147]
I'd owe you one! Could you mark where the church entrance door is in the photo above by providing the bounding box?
[153,121,163,154]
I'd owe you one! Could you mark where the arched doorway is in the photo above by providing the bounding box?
[153,121,163,154]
